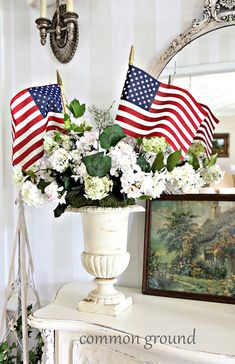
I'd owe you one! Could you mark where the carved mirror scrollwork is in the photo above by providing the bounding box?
[151,0,235,78]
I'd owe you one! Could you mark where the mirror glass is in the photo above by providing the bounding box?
[159,27,235,193]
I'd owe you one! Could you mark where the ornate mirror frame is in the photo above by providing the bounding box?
[151,0,235,78]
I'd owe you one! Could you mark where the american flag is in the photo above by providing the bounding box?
[11,84,64,170]
[115,65,208,157]
[193,103,219,156]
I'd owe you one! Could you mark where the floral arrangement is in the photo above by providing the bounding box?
[13,99,224,217]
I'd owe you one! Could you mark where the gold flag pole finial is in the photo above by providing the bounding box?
[129,45,134,65]
[57,70,63,87]
[56,70,68,113]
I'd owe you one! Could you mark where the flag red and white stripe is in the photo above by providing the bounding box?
[115,65,208,157]
[193,104,219,157]
[10,84,64,170]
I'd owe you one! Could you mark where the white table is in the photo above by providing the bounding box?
[28,282,235,364]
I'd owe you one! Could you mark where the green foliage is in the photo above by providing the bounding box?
[188,152,200,171]
[64,113,90,133]
[23,170,37,183]
[203,153,218,168]
[54,203,68,218]
[166,149,181,172]
[83,152,111,177]
[67,99,86,118]
[99,124,126,150]
[136,155,151,172]
[0,341,16,364]
[152,152,164,172]
[0,305,43,364]
[53,130,62,141]
[136,137,143,145]
[37,178,51,193]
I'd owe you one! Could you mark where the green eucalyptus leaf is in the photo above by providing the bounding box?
[54,203,68,218]
[167,149,181,172]
[99,124,126,150]
[152,152,164,172]
[64,177,71,191]
[203,157,210,168]
[37,179,51,193]
[67,99,86,118]
[137,155,151,172]
[83,152,111,177]
[209,153,218,167]
[188,152,200,171]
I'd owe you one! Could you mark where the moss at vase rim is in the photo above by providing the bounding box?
[67,193,135,209]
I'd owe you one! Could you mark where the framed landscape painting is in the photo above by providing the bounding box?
[212,133,230,157]
[142,195,235,304]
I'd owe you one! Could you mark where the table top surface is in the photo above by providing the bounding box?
[29,282,235,357]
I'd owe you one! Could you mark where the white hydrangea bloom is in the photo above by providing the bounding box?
[49,148,70,173]
[121,169,166,199]
[201,165,224,185]
[84,176,113,200]
[43,135,58,154]
[75,131,98,154]
[108,141,137,177]
[12,166,25,187]
[120,169,144,199]
[69,149,82,165]
[72,162,88,182]
[61,135,73,151]
[44,181,63,202]
[143,137,168,154]
[140,172,166,198]
[167,163,204,193]
[21,181,46,207]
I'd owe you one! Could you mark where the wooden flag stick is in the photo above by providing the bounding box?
[57,70,68,114]
[168,75,173,85]
[129,45,134,65]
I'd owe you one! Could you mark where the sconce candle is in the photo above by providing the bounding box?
[40,0,47,18]
[67,0,74,12]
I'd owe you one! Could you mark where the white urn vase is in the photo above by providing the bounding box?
[69,205,145,316]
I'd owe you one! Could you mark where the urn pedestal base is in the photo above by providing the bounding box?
[78,278,132,316]
[68,205,145,316]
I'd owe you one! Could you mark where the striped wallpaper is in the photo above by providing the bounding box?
[1,0,232,304]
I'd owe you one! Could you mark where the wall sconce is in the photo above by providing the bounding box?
[35,0,79,64]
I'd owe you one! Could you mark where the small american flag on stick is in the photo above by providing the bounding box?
[115,64,208,157]
[194,103,219,157]
[10,84,65,170]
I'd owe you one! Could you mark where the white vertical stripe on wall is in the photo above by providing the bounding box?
[110,0,134,114]
[0,0,5,317]
[2,0,221,304]
[154,0,182,66]
[89,0,112,107]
